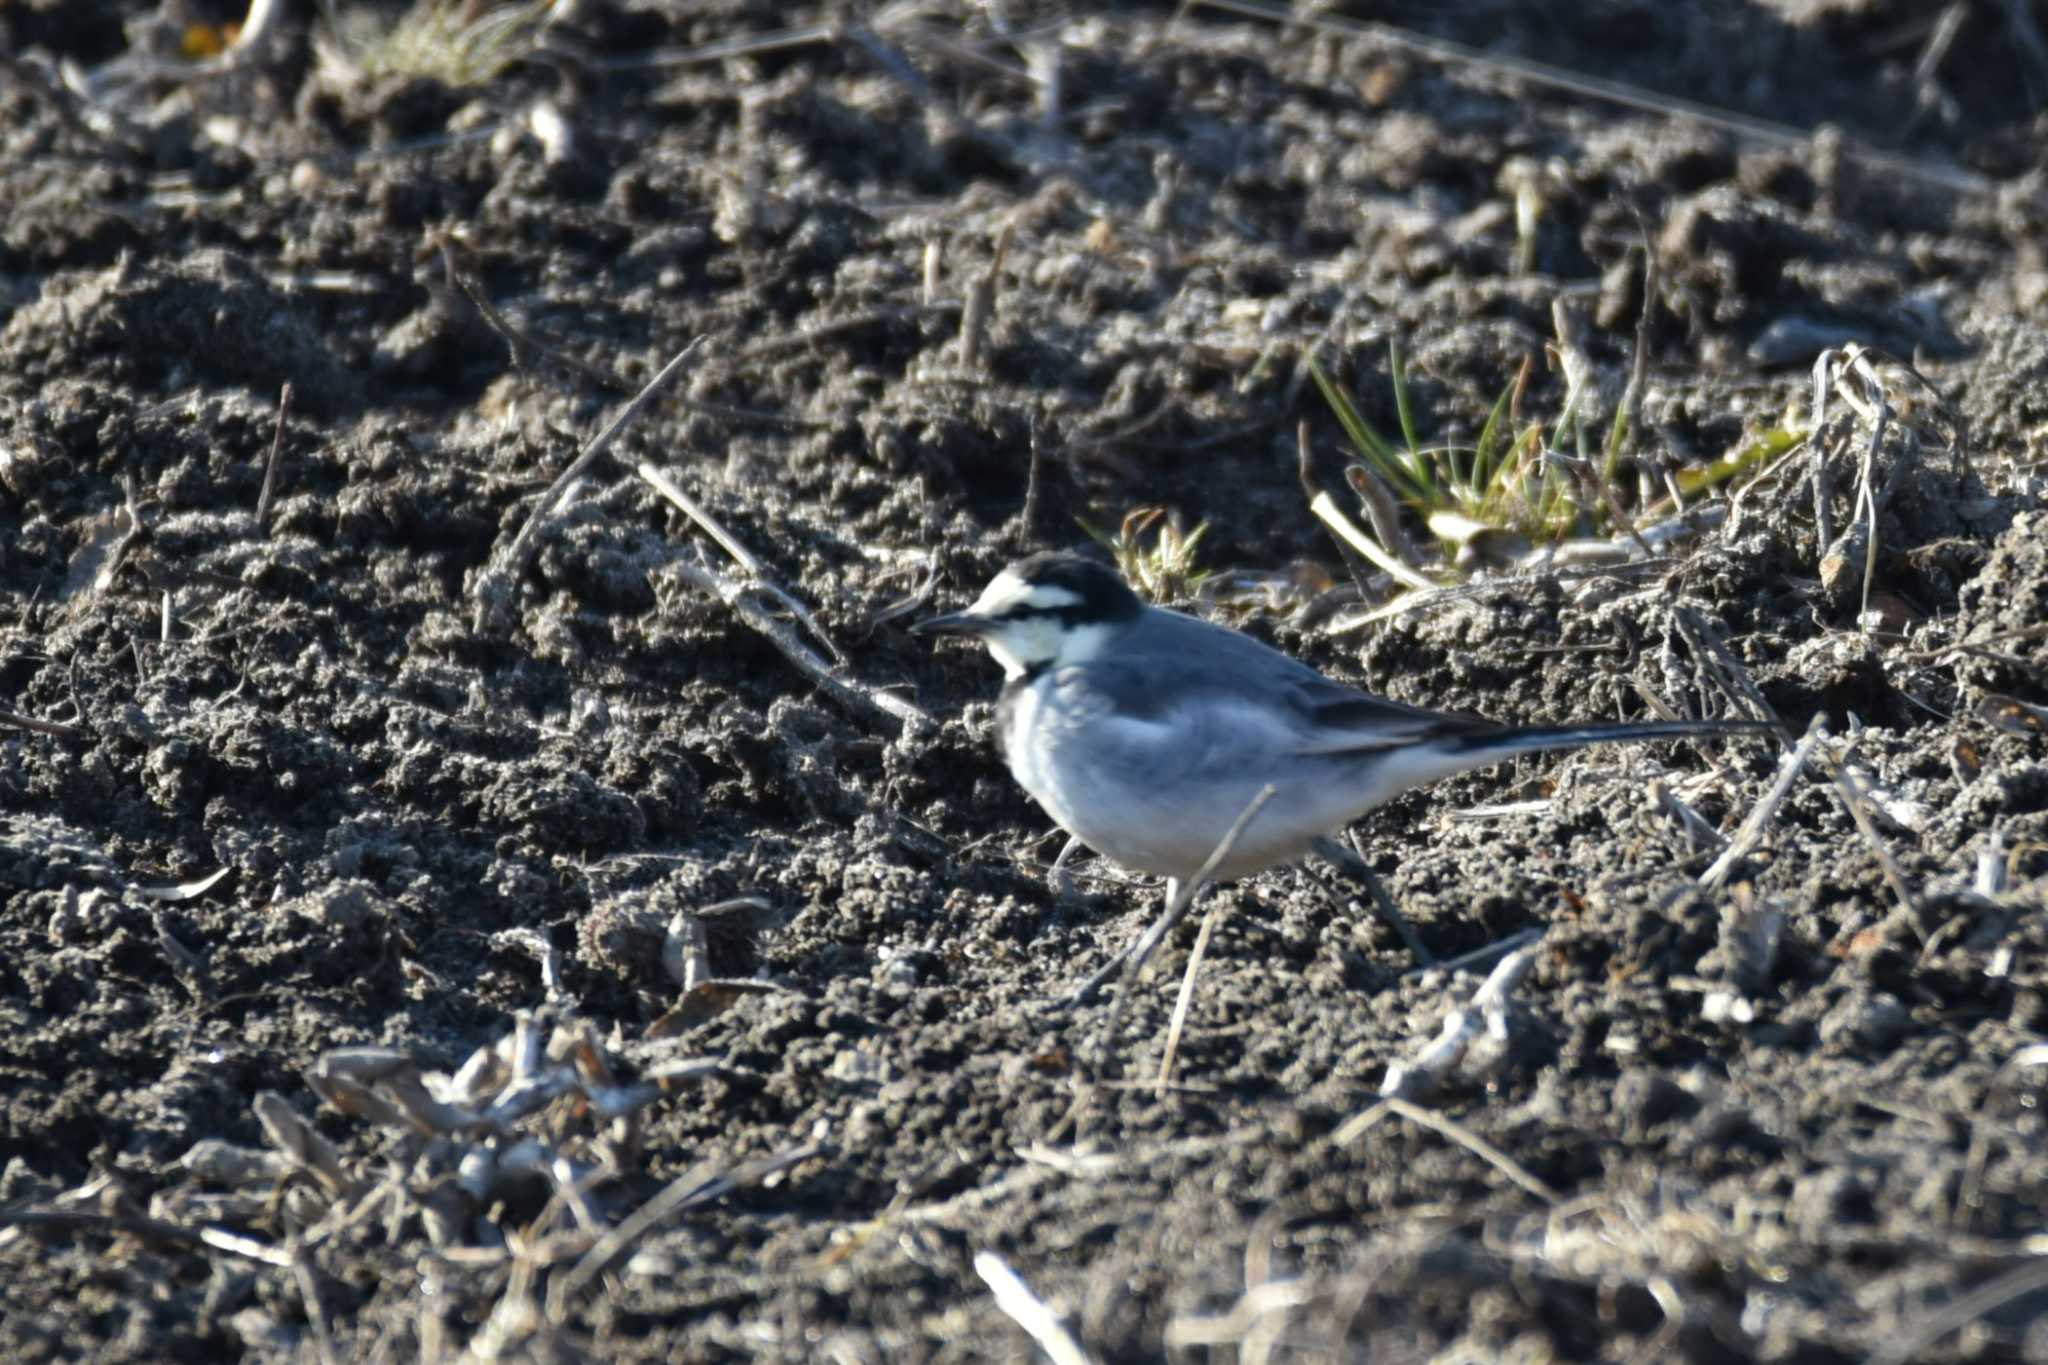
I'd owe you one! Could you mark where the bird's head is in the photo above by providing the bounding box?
[913,551,1143,678]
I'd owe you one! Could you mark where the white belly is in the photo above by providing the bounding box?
[1000,673,1327,881]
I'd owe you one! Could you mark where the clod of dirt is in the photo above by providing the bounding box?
[0,249,361,416]
[1954,509,2048,694]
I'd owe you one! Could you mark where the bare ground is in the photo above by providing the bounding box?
[2,1,2047,1360]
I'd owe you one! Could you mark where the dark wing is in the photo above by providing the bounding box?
[1281,672,1504,755]
[1055,608,1503,765]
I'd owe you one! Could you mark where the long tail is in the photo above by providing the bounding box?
[1444,718,1775,763]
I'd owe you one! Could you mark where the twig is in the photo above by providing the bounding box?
[0,55,144,155]
[1155,905,1221,1094]
[1190,0,1991,196]
[198,1227,296,1268]
[974,1251,1096,1365]
[442,243,614,392]
[1700,715,1823,889]
[0,709,82,740]
[1842,350,1893,624]
[1404,926,1543,980]
[1544,448,1656,560]
[587,21,840,71]
[1308,490,1436,592]
[1622,227,1656,480]
[663,909,708,991]
[1326,557,1676,634]
[443,252,818,426]
[1670,606,1782,727]
[1955,1044,2048,1232]
[666,559,931,734]
[1021,417,1049,535]
[546,1142,826,1319]
[1816,737,1923,933]
[293,1247,339,1365]
[1376,944,1539,1102]
[867,554,943,632]
[472,341,701,634]
[253,1093,360,1200]
[1333,1095,1559,1203]
[842,23,991,159]
[1324,832,1435,965]
[1165,1281,1317,1353]
[1343,464,1418,569]
[257,383,292,535]
[736,305,951,363]
[97,474,151,595]
[0,1207,218,1253]
[1864,1257,2048,1365]
[957,225,1016,370]
[1298,422,1376,600]
[494,928,565,999]
[636,462,843,663]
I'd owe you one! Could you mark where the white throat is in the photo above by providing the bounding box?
[982,618,1117,678]
[959,571,1123,678]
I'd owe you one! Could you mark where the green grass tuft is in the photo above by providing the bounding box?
[1081,506,1213,603]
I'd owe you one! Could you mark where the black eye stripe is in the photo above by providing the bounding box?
[999,603,1089,624]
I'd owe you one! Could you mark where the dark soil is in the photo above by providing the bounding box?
[3,1,2046,1360]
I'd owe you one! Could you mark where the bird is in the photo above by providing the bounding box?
[913,550,1764,994]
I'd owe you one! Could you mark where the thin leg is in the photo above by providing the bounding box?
[1048,835,1085,898]
[1309,836,1434,967]
[1053,877,1183,1011]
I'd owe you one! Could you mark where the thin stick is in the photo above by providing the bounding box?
[1191,0,1990,196]
[1670,605,1782,728]
[667,561,930,733]
[1155,905,1221,1094]
[472,341,701,633]
[1700,715,1823,889]
[197,1227,295,1268]
[1545,448,1655,560]
[257,382,291,534]
[97,474,151,595]
[1622,228,1656,481]
[1403,925,1542,980]
[588,21,840,71]
[1332,1095,1559,1203]
[293,1249,339,1365]
[1865,1258,2048,1365]
[546,1142,824,1320]
[1309,490,1436,592]
[0,1207,218,1252]
[1810,351,1839,561]
[637,462,844,662]
[1817,740,1923,933]
[1299,421,1376,600]
[1852,359,1889,626]
[956,224,1015,371]
[1327,832,1434,965]
[1097,789,1269,1080]
[737,305,953,363]
[1327,556,1677,634]
[974,1252,1095,1365]
[1021,418,1048,534]
[1378,945,1537,1101]
[0,709,82,740]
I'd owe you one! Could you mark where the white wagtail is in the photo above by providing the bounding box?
[915,551,1765,995]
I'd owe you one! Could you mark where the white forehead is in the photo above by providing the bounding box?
[969,571,1082,616]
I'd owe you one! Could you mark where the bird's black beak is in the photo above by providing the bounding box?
[910,609,988,637]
